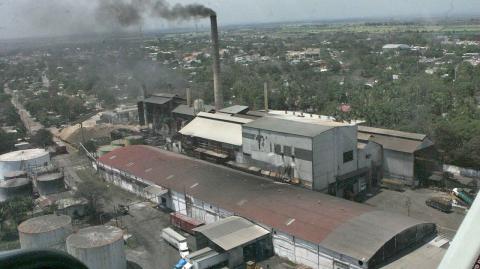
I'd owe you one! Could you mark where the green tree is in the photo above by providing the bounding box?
[31,129,54,147]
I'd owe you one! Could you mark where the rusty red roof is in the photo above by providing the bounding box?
[98,145,432,261]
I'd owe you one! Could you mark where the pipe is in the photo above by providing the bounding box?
[210,15,223,111]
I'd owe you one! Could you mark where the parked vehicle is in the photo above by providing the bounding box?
[426,197,453,213]
[186,247,228,269]
[453,188,474,207]
[162,227,189,258]
[170,212,205,235]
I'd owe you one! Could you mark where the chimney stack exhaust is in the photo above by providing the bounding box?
[210,15,223,111]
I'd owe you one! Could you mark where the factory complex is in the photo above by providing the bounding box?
[96,145,436,269]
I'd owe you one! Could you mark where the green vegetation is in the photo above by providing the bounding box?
[0,197,34,244]
[30,128,54,147]
[186,25,480,168]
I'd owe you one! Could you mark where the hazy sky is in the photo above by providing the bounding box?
[0,0,479,39]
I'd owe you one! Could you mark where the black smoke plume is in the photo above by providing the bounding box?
[96,0,215,27]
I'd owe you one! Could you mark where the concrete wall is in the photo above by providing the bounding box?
[383,150,414,180]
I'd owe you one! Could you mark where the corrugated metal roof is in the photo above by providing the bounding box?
[98,146,433,262]
[144,96,173,105]
[179,117,244,146]
[193,216,269,251]
[357,132,373,141]
[358,126,426,141]
[197,112,253,124]
[218,105,249,115]
[243,117,335,137]
[370,134,423,153]
[172,105,215,117]
[321,211,429,261]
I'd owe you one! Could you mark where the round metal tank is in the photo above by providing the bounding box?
[97,145,122,157]
[36,172,65,196]
[110,139,126,147]
[18,214,72,250]
[66,225,126,269]
[3,170,27,180]
[124,135,144,146]
[0,177,32,202]
[0,149,50,179]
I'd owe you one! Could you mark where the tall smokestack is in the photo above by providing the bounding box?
[210,15,223,110]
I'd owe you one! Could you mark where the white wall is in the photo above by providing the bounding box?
[242,127,313,183]
[357,142,382,170]
[312,127,358,191]
[383,150,414,180]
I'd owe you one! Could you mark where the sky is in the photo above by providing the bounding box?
[0,0,479,39]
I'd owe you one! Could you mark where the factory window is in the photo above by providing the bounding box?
[295,148,312,161]
[274,144,282,154]
[343,150,354,163]
[284,146,292,156]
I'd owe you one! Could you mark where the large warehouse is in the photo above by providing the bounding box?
[242,116,359,192]
[96,145,436,269]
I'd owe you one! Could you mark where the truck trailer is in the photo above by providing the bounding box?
[170,212,205,235]
[162,227,190,258]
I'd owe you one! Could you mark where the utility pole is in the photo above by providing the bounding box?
[406,196,412,217]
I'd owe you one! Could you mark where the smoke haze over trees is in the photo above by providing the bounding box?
[96,0,215,27]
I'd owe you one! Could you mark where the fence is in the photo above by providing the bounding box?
[443,164,480,179]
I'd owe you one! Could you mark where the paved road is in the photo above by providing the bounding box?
[3,82,44,135]
[365,188,465,239]
[123,202,183,269]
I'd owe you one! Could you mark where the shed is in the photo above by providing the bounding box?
[193,216,270,251]
[358,126,435,183]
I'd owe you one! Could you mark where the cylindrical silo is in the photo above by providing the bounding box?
[18,214,72,250]
[3,170,27,180]
[66,225,126,269]
[0,149,50,179]
[36,172,65,196]
[0,177,32,202]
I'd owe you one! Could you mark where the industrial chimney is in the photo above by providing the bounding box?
[210,15,223,110]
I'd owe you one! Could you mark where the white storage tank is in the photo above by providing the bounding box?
[18,214,72,250]
[0,177,32,202]
[66,225,126,269]
[36,172,65,196]
[3,170,27,180]
[0,149,50,179]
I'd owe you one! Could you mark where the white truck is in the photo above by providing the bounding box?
[185,247,228,269]
[162,227,189,258]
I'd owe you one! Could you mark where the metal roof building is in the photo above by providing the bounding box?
[358,126,435,183]
[97,145,436,269]
[179,112,253,161]
[193,216,270,251]
[242,116,359,192]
